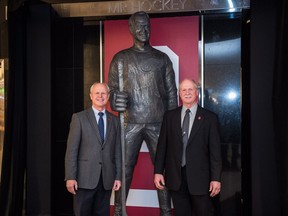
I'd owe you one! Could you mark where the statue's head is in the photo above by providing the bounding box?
[129,11,150,43]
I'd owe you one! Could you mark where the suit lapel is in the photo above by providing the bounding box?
[103,111,113,146]
[175,107,183,140]
[187,106,205,145]
[86,108,102,145]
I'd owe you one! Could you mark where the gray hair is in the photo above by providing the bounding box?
[90,82,110,93]
[179,79,199,91]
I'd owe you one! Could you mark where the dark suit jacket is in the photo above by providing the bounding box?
[154,105,222,195]
[65,108,121,190]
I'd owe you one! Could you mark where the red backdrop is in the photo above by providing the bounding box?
[104,15,199,216]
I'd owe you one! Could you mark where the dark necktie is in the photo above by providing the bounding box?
[182,109,190,166]
[98,112,104,143]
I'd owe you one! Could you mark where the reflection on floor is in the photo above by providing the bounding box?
[216,142,242,216]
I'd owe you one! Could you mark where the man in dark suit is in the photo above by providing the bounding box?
[154,79,222,216]
[65,82,122,216]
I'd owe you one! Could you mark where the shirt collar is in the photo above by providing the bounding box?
[92,106,106,116]
[182,103,197,114]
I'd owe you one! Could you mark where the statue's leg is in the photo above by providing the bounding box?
[157,187,172,216]
[144,124,172,216]
[113,165,135,216]
[113,124,144,216]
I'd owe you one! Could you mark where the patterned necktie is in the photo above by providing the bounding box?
[98,112,104,143]
[182,109,190,166]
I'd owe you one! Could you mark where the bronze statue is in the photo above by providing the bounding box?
[108,11,178,216]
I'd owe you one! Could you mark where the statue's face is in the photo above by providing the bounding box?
[131,15,150,43]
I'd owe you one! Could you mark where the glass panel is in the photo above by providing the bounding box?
[203,13,242,216]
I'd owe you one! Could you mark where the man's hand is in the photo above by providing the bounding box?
[113,180,121,191]
[209,181,221,197]
[114,91,129,112]
[66,180,78,195]
[154,174,165,190]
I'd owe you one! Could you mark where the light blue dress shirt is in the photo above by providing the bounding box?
[92,107,107,138]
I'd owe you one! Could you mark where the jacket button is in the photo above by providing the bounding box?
[99,162,102,165]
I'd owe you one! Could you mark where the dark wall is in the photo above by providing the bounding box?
[25,4,85,215]
[51,17,101,215]
[250,0,281,215]
[25,5,103,214]
[51,16,84,215]
[26,4,52,215]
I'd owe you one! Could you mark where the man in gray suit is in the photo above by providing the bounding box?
[65,82,122,216]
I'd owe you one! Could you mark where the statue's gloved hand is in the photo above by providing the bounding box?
[114,91,129,112]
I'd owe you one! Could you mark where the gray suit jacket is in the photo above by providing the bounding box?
[65,108,121,190]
